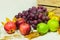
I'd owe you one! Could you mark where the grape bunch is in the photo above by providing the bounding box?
[15,6,49,29]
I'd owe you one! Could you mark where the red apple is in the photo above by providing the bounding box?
[4,21,16,34]
[19,23,31,35]
[16,18,26,29]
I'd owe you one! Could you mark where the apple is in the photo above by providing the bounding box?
[16,18,26,29]
[4,21,16,34]
[19,23,31,35]
[47,19,59,32]
[37,23,49,34]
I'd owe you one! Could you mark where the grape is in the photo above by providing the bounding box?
[38,19,42,23]
[38,13,43,19]
[35,13,39,16]
[15,6,49,30]
[33,20,38,25]
[37,9,43,13]
[30,13,35,18]
[29,17,33,20]
[19,16,21,18]
[15,15,19,18]
[22,11,26,13]
[45,16,49,21]
[26,21,29,23]
[24,11,29,16]
[29,21,33,24]
[42,16,46,21]
[27,15,30,19]
[34,16,38,20]
[28,8,32,13]
[20,13,24,16]
[31,6,37,13]
[23,13,25,16]
[32,6,37,10]
[32,24,36,29]
[22,16,26,19]
[42,8,47,12]
[22,11,28,16]
[31,10,36,14]
[18,13,22,18]
[38,6,44,9]
[18,12,22,16]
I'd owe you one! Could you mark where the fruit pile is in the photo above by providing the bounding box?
[2,6,60,39]
[15,6,49,29]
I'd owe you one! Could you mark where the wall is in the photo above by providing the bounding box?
[0,0,37,25]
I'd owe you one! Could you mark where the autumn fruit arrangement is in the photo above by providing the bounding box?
[2,6,60,40]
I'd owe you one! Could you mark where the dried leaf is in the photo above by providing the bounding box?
[25,32,40,39]
[13,34,21,38]
[1,36,11,40]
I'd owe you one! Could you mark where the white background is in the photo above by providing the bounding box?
[0,0,37,25]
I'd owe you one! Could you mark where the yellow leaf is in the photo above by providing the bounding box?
[6,17,11,22]
[1,22,5,25]
[12,17,17,22]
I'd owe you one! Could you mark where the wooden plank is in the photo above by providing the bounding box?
[37,0,60,6]
[37,0,60,16]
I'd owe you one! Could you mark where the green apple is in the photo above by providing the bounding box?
[47,19,59,32]
[37,23,49,34]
